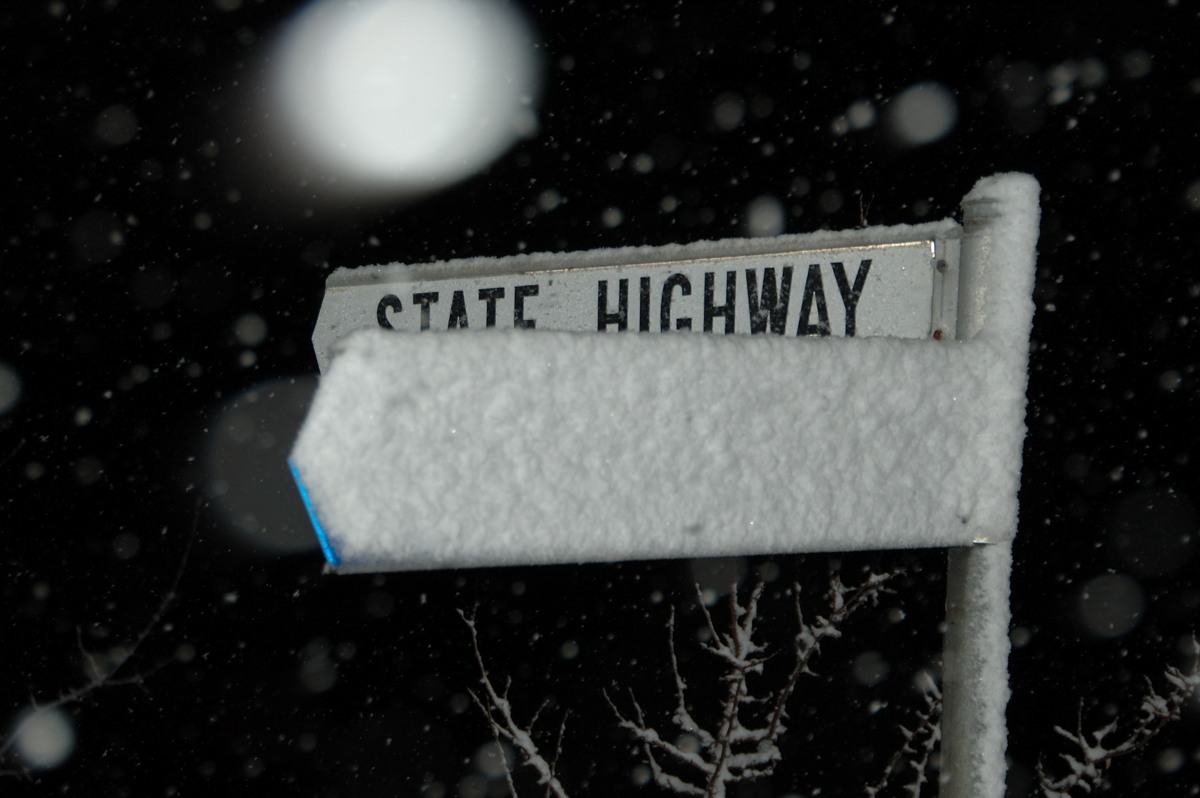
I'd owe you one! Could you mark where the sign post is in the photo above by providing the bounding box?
[939,191,1032,798]
[290,174,1039,797]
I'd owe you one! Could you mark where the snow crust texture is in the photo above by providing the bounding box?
[291,174,1039,573]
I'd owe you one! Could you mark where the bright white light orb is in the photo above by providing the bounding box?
[13,707,75,770]
[271,0,538,191]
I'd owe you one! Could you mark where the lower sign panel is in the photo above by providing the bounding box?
[290,327,1021,573]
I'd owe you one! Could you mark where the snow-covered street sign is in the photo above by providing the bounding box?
[309,238,960,372]
[292,179,1037,573]
[291,173,1039,798]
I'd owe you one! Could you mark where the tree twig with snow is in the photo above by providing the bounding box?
[1036,635,1200,797]
[606,570,899,798]
[460,608,572,798]
[0,516,196,777]
[865,673,942,797]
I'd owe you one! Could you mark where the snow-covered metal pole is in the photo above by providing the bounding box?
[941,178,1038,798]
[942,543,1013,797]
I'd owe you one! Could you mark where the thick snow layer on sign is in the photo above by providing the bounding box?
[291,174,1039,573]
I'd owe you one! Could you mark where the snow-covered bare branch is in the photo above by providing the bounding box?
[460,608,572,798]
[461,569,911,796]
[606,571,899,798]
[865,673,942,797]
[1036,635,1200,797]
[1,522,195,777]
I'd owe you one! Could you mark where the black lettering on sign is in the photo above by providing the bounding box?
[377,294,402,329]
[448,290,469,329]
[514,284,538,328]
[704,271,736,333]
[796,265,830,336]
[661,273,692,331]
[639,276,651,332]
[745,266,793,335]
[412,292,439,331]
[478,287,505,327]
[831,259,871,336]
[597,278,629,331]
[374,258,871,336]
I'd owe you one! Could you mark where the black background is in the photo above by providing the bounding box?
[2,1,1198,795]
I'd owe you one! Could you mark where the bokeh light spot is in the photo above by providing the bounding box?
[269,0,539,194]
[690,557,747,606]
[745,195,786,237]
[299,637,337,693]
[474,740,514,778]
[851,650,890,686]
[94,104,139,146]
[68,210,125,263]
[0,361,21,415]
[204,376,319,555]
[233,313,268,347]
[12,707,75,770]
[1185,180,1200,212]
[1078,572,1144,639]
[886,82,957,146]
[846,99,877,130]
[712,92,746,131]
[1109,488,1198,576]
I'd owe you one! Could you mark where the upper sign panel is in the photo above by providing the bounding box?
[312,239,958,372]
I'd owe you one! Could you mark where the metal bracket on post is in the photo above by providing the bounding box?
[940,194,1014,798]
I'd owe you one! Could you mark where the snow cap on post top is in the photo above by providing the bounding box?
[959,172,1039,345]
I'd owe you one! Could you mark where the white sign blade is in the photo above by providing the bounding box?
[312,238,959,372]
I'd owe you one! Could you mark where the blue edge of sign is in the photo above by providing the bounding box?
[287,459,342,568]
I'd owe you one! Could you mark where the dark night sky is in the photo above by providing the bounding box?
[2,1,1198,796]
